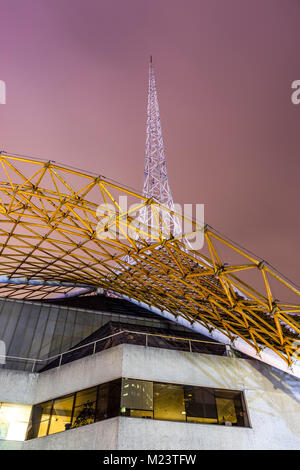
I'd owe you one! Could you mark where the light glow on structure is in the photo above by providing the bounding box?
[0,403,31,441]
[0,61,300,377]
[139,57,182,239]
[0,153,300,376]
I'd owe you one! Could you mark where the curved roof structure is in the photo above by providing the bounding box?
[0,152,300,370]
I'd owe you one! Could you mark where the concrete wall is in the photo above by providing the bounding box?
[0,369,37,404]
[120,346,300,449]
[33,345,123,403]
[0,440,23,450]
[118,416,255,450]
[0,345,122,405]
[22,419,119,450]
[1,344,300,449]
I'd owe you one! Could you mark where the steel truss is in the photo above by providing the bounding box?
[0,153,300,368]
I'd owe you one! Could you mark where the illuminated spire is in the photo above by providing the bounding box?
[140,57,181,238]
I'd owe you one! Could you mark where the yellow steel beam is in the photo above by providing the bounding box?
[0,153,299,365]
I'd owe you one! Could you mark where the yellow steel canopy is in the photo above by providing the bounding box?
[0,152,300,366]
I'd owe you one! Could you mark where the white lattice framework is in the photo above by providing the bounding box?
[139,57,182,238]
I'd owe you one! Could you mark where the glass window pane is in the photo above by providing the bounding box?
[215,390,247,426]
[184,386,218,424]
[73,388,97,408]
[185,387,204,419]
[202,389,218,422]
[25,379,249,439]
[129,409,153,419]
[71,387,97,428]
[26,401,52,439]
[216,397,237,425]
[121,379,153,411]
[96,379,121,422]
[154,383,186,422]
[147,335,190,352]
[37,419,51,438]
[48,395,74,435]
[0,403,32,441]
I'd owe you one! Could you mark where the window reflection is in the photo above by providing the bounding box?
[121,379,153,419]
[215,390,248,426]
[122,381,248,427]
[154,383,186,422]
[26,400,52,439]
[48,395,74,435]
[96,379,121,421]
[26,378,249,439]
[184,387,218,424]
[0,403,32,441]
[71,387,97,428]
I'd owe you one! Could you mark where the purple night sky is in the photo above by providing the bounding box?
[0,0,299,295]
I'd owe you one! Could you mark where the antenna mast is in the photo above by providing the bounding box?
[140,57,182,238]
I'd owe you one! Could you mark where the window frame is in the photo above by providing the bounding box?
[26,378,250,440]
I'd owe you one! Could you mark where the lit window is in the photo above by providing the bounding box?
[25,378,249,440]
[121,379,154,419]
[48,395,74,435]
[184,387,218,424]
[0,403,31,441]
[71,387,97,428]
[215,390,249,427]
[154,383,185,422]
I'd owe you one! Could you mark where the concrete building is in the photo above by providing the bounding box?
[1,55,299,452]
[1,294,300,450]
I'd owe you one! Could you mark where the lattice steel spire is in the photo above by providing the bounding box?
[140,56,182,238]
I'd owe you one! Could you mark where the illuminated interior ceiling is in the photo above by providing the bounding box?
[0,152,300,366]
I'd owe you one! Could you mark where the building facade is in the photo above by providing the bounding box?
[1,295,300,450]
